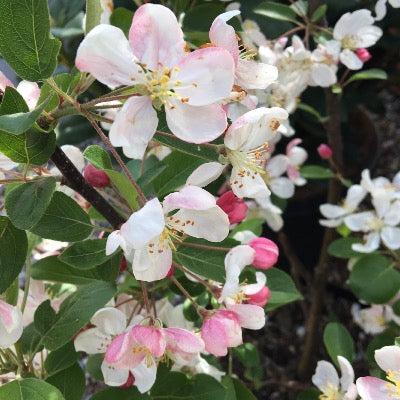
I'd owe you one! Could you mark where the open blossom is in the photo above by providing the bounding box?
[357,345,400,399]
[352,304,400,334]
[0,300,23,348]
[309,40,340,87]
[76,4,235,159]
[245,272,271,307]
[320,184,366,228]
[285,138,307,186]
[106,186,229,282]
[264,155,295,199]
[312,356,358,400]
[209,10,278,90]
[333,9,382,70]
[186,107,288,199]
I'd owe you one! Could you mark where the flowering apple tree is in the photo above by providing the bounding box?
[0,0,399,399]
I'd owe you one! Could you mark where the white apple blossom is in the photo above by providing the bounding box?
[106,186,230,282]
[352,304,400,334]
[0,300,23,348]
[375,0,400,21]
[312,356,358,400]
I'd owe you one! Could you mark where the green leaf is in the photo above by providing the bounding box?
[290,0,308,16]
[349,254,400,304]
[46,363,85,400]
[86,354,104,381]
[153,151,205,197]
[231,218,265,237]
[5,177,56,230]
[85,0,102,34]
[297,103,328,123]
[0,129,56,166]
[0,216,28,293]
[311,4,327,21]
[110,7,134,36]
[0,378,65,400]
[367,331,396,365]
[42,281,116,350]
[83,145,112,170]
[297,389,320,400]
[45,342,80,377]
[300,165,334,179]
[264,268,303,312]
[232,379,257,400]
[234,343,261,368]
[323,322,355,367]
[153,132,219,162]
[90,387,150,400]
[32,253,121,285]
[345,69,388,85]
[174,238,238,282]
[30,191,93,242]
[0,87,50,135]
[20,323,43,355]
[0,0,61,81]
[254,1,299,23]
[328,237,365,259]
[34,300,57,335]
[58,239,112,270]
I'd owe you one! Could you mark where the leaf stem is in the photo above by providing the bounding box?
[20,256,31,314]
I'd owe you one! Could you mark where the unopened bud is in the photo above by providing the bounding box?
[248,237,279,270]
[164,264,174,279]
[119,372,135,388]
[247,286,271,307]
[120,257,127,272]
[356,48,372,63]
[83,164,110,188]
[216,190,248,224]
[317,144,333,159]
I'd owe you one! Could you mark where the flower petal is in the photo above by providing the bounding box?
[356,376,394,400]
[230,167,270,199]
[16,81,40,110]
[226,303,265,329]
[129,3,185,70]
[76,24,143,87]
[374,345,400,372]
[269,177,295,199]
[312,360,339,392]
[338,356,355,391]
[235,59,278,90]
[163,186,217,213]
[381,226,400,250]
[352,232,380,253]
[344,211,375,231]
[132,246,172,282]
[340,49,363,70]
[101,360,129,386]
[74,327,111,354]
[132,359,157,393]
[109,96,158,160]
[186,162,225,187]
[91,307,127,336]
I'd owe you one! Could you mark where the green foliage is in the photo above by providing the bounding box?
[44,342,80,377]
[83,145,112,170]
[34,300,57,335]
[0,216,28,293]
[46,363,85,400]
[345,69,388,85]
[349,254,400,304]
[0,378,65,400]
[264,268,303,312]
[85,0,102,34]
[5,177,56,230]
[30,192,93,242]
[58,239,113,270]
[0,0,61,81]
[328,237,365,258]
[41,281,116,350]
[323,322,355,367]
[300,165,334,179]
[110,8,134,36]
[311,4,327,21]
[253,1,299,23]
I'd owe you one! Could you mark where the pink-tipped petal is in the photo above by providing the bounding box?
[16,81,40,110]
[356,376,394,400]
[163,186,217,213]
[163,327,205,357]
[131,326,166,358]
[129,4,185,70]
[0,70,14,92]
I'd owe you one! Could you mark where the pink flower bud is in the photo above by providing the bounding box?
[216,190,248,224]
[356,48,372,63]
[83,164,110,188]
[164,264,174,279]
[317,144,333,159]
[120,257,127,272]
[119,372,135,388]
[247,286,271,307]
[248,238,279,269]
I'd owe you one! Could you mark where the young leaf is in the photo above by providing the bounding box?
[45,342,80,377]
[253,1,299,23]
[58,239,112,270]
[5,177,56,230]
[311,4,327,21]
[46,363,85,400]
[328,237,365,259]
[0,378,65,400]
[42,281,116,350]
[0,0,61,81]
[300,165,334,179]
[323,322,355,367]
[345,68,388,85]
[30,192,93,242]
[0,217,28,293]
[83,145,112,170]
[34,300,57,335]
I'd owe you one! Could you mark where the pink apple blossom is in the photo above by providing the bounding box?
[216,190,248,224]
[106,186,230,282]
[246,273,271,307]
[248,237,279,269]
[75,4,235,159]
[0,300,23,348]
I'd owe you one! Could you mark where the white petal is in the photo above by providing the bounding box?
[352,232,380,253]
[230,168,270,199]
[384,201,400,226]
[166,100,227,144]
[74,328,110,354]
[345,185,366,211]
[0,302,23,348]
[61,145,85,173]
[266,155,287,178]
[375,0,388,20]
[344,212,375,231]
[163,186,217,213]
[245,272,267,295]
[356,26,382,48]
[91,308,127,336]
[132,247,172,282]
[186,162,225,187]
[101,360,129,386]
[170,207,230,242]
[122,198,165,249]
[375,345,400,372]
[226,304,265,329]
[381,226,400,250]
[311,64,337,87]
[312,360,340,391]
[131,359,157,393]
[75,24,143,88]
[16,81,40,110]
[320,204,346,219]
[338,356,355,391]
[319,218,343,228]
[235,59,278,90]
[106,231,123,255]
[109,96,158,160]
[269,177,295,199]
[340,50,363,70]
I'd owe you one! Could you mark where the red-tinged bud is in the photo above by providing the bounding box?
[119,372,135,388]
[356,48,372,62]
[83,164,110,188]
[317,144,333,159]
[164,264,174,278]
[216,190,248,224]
[247,286,271,307]
[248,237,279,270]
[120,257,127,272]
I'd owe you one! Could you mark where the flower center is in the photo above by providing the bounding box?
[342,35,358,50]
[387,370,400,397]
[319,384,341,400]
[366,216,385,231]
[132,345,154,368]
